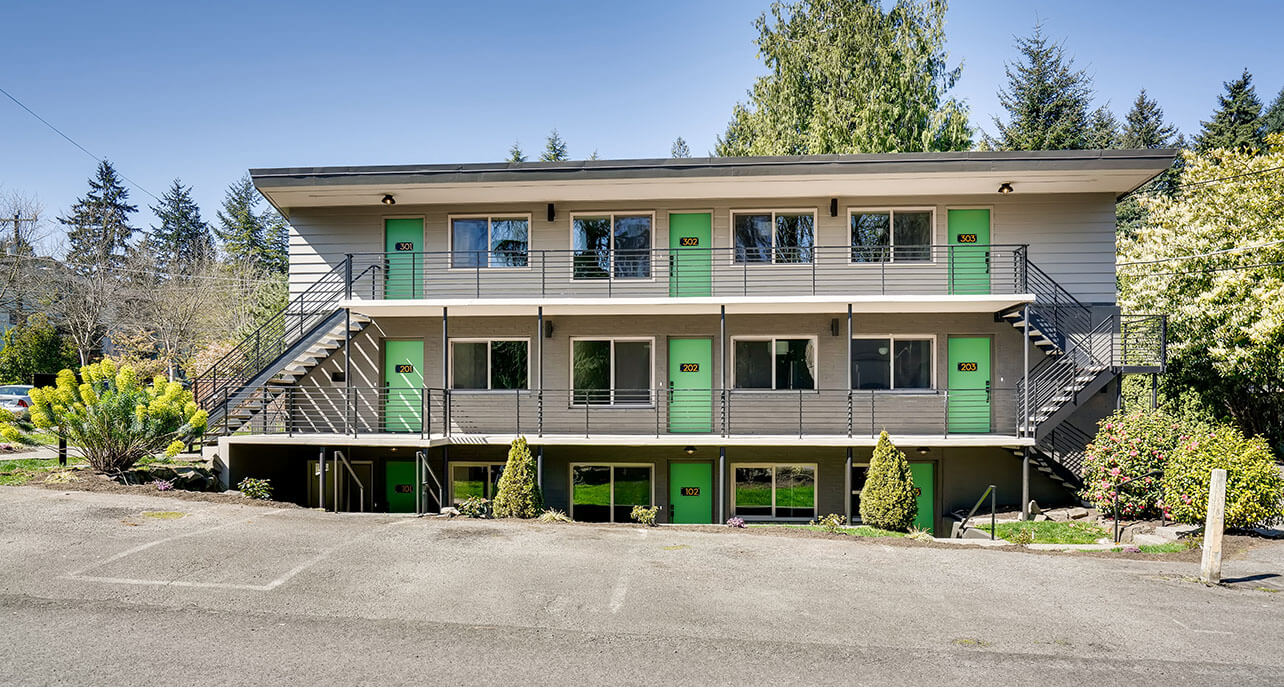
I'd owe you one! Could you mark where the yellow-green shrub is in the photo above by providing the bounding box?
[859,431,917,532]
[1162,426,1283,529]
[492,436,543,518]
[0,359,207,473]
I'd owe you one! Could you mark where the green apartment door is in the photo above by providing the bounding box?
[385,460,417,513]
[947,209,991,295]
[384,218,423,299]
[909,462,935,533]
[383,339,424,433]
[668,338,712,433]
[669,213,712,297]
[669,462,713,523]
[948,336,991,433]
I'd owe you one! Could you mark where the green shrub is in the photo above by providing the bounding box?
[1080,409,1185,518]
[859,431,917,531]
[630,505,659,526]
[457,496,491,518]
[810,513,847,533]
[237,477,272,500]
[1162,425,1284,529]
[491,436,544,518]
[1006,525,1035,545]
[537,509,572,523]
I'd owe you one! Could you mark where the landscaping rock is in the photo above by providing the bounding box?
[1027,500,1041,516]
[1034,513,1050,522]
[1154,524,1200,541]
[1068,507,1089,520]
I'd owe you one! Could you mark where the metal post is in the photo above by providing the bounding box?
[440,445,449,510]
[990,487,996,541]
[1151,373,1158,410]
[318,446,326,511]
[537,306,544,436]
[1023,303,1030,436]
[344,254,353,299]
[442,307,450,436]
[58,436,67,467]
[537,445,544,488]
[720,305,727,436]
[718,446,726,523]
[1021,449,1030,521]
[845,448,853,526]
[345,307,353,436]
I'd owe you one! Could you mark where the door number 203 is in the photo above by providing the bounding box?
[957,362,978,372]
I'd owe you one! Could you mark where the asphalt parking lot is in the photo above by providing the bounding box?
[1,486,1282,686]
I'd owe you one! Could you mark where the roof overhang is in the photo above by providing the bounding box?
[251,150,1178,213]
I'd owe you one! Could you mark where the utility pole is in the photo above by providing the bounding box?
[0,214,36,255]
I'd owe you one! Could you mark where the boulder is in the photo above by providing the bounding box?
[1034,513,1050,522]
[1068,507,1090,520]
[1027,500,1042,516]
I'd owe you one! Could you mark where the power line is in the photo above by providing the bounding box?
[1118,239,1284,267]
[1129,259,1284,278]
[7,253,279,285]
[0,85,161,203]
[1119,162,1284,203]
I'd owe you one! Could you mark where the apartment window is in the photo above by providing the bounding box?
[733,337,816,390]
[450,462,508,505]
[850,463,870,522]
[732,464,817,519]
[451,215,530,268]
[572,213,652,279]
[570,464,653,523]
[733,211,815,264]
[850,337,933,390]
[572,338,652,405]
[850,209,932,262]
[451,339,529,390]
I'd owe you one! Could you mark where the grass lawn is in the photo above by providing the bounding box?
[0,457,83,486]
[1111,541,1198,553]
[749,523,905,537]
[979,520,1108,544]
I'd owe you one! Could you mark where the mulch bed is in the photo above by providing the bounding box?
[27,466,299,509]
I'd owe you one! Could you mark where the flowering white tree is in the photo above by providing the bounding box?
[1119,134,1284,451]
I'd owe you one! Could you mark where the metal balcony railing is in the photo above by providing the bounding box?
[343,244,1030,300]
[231,385,1023,439]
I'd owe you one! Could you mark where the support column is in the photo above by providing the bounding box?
[318,446,326,511]
[1151,373,1158,410]
[537,445,544,489]
[718,446,727,523]
[442,307,450,436]
[1021,448,1030,521]
[538,306,544,436]
[845,447,853,525]
[345,308,353,436]
[1022,303,1030,437]
[719,305,727,435]
[441,445,449,511]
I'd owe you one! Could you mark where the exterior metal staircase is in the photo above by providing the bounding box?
[193,260,373,435]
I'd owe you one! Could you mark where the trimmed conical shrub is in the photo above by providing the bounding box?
[492,436,544,518]
[859,431,918,531]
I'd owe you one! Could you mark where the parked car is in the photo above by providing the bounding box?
[0,385,34,414]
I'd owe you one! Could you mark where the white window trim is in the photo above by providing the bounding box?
[729,462,819,521]
[448,337,532,391]
[846,207,938,265]
[448,461,509,505]
[447,213,534,270]
[568,336,656,407]
[729,335,819,392]
[850,334,937,391]
[568,462,656,523]
[568,211,657,282]
[728,208,819,265]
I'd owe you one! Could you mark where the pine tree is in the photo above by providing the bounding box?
[261,208,290,274]
[1086,105,1120,149]
[58,160,139,272]
[1194,69,1265,152]
[540,129,569,161]
[1261,86,1284,136]
[1120,89,1179,149]
[989,23,1094,150]
[150,179,213,275]
[507,141,527,163]
[858,431,918,531]
[216,176,268,269]
[491,436,544,518]
[671,136,691,158]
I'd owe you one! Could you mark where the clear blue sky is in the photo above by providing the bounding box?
[2,1,1281,248]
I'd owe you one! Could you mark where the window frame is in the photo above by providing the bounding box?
[729,335,819,391]
[568,462,656,523]
[568,211,657,281]
[850,461,870,524]
[849,334,937,391]
[846,207,938,264]
[729,462,819,521]
[568,336,656,407]
[447,213,534,270]
[447,337,531,391]
[448,461,509,505]
[728,208,819,265]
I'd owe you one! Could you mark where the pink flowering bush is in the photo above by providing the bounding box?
[1162,425,1283,529]
[1079,409,1186,518]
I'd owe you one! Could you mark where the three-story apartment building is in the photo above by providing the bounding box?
[202,150,1172,533]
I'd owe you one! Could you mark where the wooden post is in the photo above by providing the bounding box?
[1200,468,1227,585]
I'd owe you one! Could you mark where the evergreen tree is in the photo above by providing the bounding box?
[671,136,691,158]
[216,176,269,271]
[507,141,527,163]
[540,129,569,161]
[261,208,290,275]
[714,0,971,155]
[1194,69,1264,152]
[1120,89,1179,149]
[58,160,139,272]
[989,23,1094,150]
[1261,86,1284,136]
[587,149,600,160]
[491,436,543,518]
[858,432,918,531]
[1086,105,1120,149]
[150,179,213,275]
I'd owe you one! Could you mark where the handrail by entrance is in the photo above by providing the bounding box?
[416,449,442,515]
[955,484,996,540]
[333,450,366,513]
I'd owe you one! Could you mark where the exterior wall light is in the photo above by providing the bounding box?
[917,447,931,455]
[684,446,696,456]
[997,182,1014,195]
[381,194,396,205]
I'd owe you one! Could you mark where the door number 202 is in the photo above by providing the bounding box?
[679,363,700,373]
